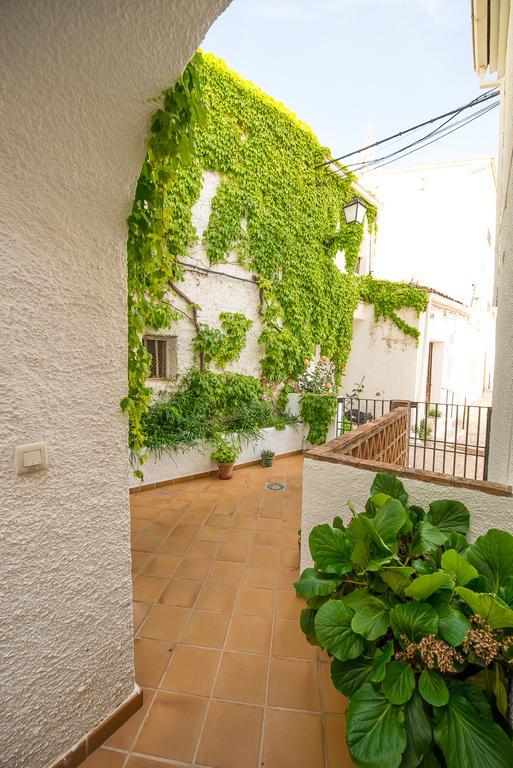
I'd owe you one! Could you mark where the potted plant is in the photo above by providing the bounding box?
[211,439,239,480]
[299,356,339,445]
[296,471,513,767]
[261,449,275,467]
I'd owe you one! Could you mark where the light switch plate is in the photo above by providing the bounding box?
[16,442,48,475]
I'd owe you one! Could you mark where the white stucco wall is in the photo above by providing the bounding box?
[489,10,513,484]
[301,458,513,570]
[0,2,228,766]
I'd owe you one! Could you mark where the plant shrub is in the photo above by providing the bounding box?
[296,472,513,768]
[300,393,337,445]
[211,439,239,464]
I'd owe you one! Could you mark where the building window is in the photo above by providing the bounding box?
[143,335,177,379]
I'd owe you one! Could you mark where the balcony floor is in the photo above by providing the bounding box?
[83,455,352,768]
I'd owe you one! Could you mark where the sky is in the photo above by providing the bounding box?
[201,0,499,171]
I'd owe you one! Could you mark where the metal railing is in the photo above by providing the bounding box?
[336,397,492,481]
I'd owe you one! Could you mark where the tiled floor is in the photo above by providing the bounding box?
[83,455,353,768]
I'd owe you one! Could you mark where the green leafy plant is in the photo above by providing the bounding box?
[261,449,275,459]
[296,472,513,768]
[417,418,433,440]
[299,356,337,394]
[211,439,239,465]
[300,392,338,445]
[428,407,442,419]
[193,312,252,368]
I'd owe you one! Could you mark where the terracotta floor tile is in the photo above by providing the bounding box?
[278,566,299,591]
[272,619,317,659]
[224,528,255,545]
[243,564,277,589]
[256,517,283,532]
[221,481,249,496]
[161,645,220,696]
[231,515,258,530]
[260,505,284,520]
[325,715,353,768]
[126,756,173,768]
[254,531,282,548]
[280,548,300,567]
[226,615,272,654]
[182,509,211,524]
[208,561,245,586]
[159,578,202,608]
[207,512,232,528]
[263,708,324,768]
[282,531,300,549]
[189,540,220,559]
[197,700,263,768]
[131,551,151,575]
[173,523,200,539]
[131,518,147,534]
[138,604,190,642]
[131,506,159,521]
[134,691,207,762]
[235,497,261,518]
[132,575,167,603]
[196,582,238,612]
[144,521,174,536]
[181,610,231,648]
[81,748,126,767]
[197,525,226,542]
[105,688,156,750]
[157,537,190,556]
[217,543,249,563]
[276,589,304,620]
[320,662,348,714]
[133,602,151,633]
[153,508,183,524]
[131,533,163,553]
[213,497,240,516]
[268,658,321,710]
[175,557,212,581]
[248,545,280,565]
[214,651,268,704]
[141,553,180,578]
[134,639,173,687]
[235,586,275,617]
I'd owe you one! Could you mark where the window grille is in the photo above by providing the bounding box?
[143,336,168,379]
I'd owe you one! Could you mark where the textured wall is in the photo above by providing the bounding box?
[301,458,513,570]
[0,1,228,766]
[489,11,513,484]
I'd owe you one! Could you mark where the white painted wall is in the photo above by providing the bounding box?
[301,458,513,570]
[0,1,228,766]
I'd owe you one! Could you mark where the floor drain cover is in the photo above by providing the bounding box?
[267,482,285,491]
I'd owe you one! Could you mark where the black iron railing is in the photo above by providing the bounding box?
[336,397,492,481]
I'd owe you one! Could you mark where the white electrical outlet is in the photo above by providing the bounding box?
[15,442,48,475]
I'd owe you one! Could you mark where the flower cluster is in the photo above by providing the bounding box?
[298,356,337,394]
[463,615,501,665]
[397,635,464,674]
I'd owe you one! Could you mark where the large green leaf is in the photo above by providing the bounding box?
[308,524,353,575]
[445,531,469,553]
[382,660,416,705]
[412,522,447,556]
[371,473,409,506]
[441,549,478,586]
[466,665,509,717]
[314,600,366,660]
[379,567,414,595]
[434,689,513,768]
[402,690,432,768]
[418,669,449,707]
[299,608,320,646]
[371,640,394,682]
[405,573,454,601]
[426,500,470,536]
[454,587,513,629]
[331,656,373,696]
[346,683,407,768]
[498,575,513,607]
[390,601,439,642]
[352,596,390,640]
[374,499,407,546]
[464,529,513,593]
[435,603,469,647]
[294,568,340,599]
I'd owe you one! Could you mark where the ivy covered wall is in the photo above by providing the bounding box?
[125,52,428,450]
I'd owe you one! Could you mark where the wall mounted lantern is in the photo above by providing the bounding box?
[343,195,367,225]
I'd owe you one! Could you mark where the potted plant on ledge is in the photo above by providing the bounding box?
[211,439,239,480]
[296,471,513,768]
[261,449,275,467]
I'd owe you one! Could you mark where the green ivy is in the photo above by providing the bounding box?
[193,312,252,368]
[300,393,338,445]
[359,275,429,341]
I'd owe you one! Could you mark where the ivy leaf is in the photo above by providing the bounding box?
[419,669,449,707]
[405,573,454,601]
[390,601,439,642]
[412,521,447,556]
[351,596,390,641]
[346,683,407,768]
[314,600,366,661]
[331,656,373,696]
[441,549,478,586]
[454,587,513,629]
[426,500,470,536]
[374,499,407,546]
[402,690,432,768]
[464,529,513,593]
[382,660,416,705]
[433,688,513,767]
[294,568,340,599]
[370,473,409,506]
[379,567,414,595]
[371,640,394,683]
[308,524,353,575]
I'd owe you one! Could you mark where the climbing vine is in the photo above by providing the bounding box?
[193,312,252,368]
[125,51,427,457]
[359,275,429,340]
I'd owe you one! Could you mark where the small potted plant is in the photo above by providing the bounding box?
[261,449,275,467]
[211,439,239,480]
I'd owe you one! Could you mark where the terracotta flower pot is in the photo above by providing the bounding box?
[217,462,234,480]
